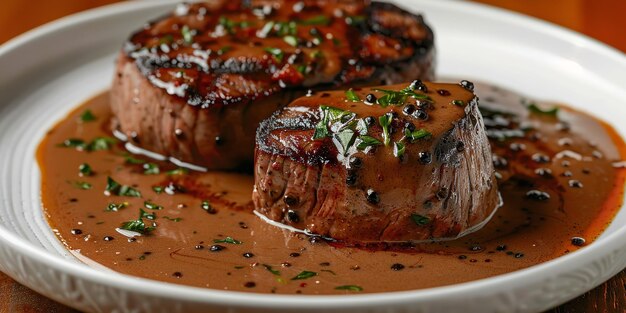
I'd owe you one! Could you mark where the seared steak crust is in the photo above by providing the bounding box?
[111,0,435,169]
[253,82,500,242]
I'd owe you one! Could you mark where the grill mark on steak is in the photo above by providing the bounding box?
[253,82,500,243]
[111,0,435,170]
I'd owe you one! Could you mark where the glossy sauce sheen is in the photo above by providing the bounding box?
[38,84,626,294]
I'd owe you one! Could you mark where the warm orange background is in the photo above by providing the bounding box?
[0,1,625,313]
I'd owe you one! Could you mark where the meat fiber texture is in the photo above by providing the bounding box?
[253,82,500,242]
[111,0,435,169]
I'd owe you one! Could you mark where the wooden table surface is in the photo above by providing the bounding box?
[1,1,625,312]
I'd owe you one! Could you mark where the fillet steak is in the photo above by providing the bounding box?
[253,81,500,242]
[111,0,435,170]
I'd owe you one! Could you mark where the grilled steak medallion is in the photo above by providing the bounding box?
[253,81,500,242]
[111,0,435,170]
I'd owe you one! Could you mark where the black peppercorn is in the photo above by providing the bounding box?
[284,195,299,206]
[531,153,550,163]
[287,210,300,223]
[496,244,507,251]
[418,151,432,164]
[458,255,467,260]
[103,236,114,241]
[525,190,550,201]
[290,252,301,257]
[365,93,377,104]
[195,245,204,250]
[514,253,524,258]
[366,189,380,204]
[349,157,362,168]
[402,104,416,115]
[390,263,405,271]
[346,172,357,186]
[404,122,416,132]
[210,244,226,252]
[492,155,508,168]
[243,252,255,258]
[456,141,465,152]
[571,237,586,246]
[412,109,429,120]
[244,282,256,288]
[215,136,224,146]
[173,272,183,278]
[70,229,82,235]
[364,116,376,126]
[460,80,474,91]
[568,180,583,188]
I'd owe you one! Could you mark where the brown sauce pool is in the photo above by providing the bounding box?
[38,83,626,294]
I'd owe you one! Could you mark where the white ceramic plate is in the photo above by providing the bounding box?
[1,0,625,312]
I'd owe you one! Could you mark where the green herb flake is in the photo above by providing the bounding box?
[335,285,363,291]
[213,236,242,245]
[374,87,432,107]
[59,138,87,150]
[139,255,146,260]
[345,15,366,26]
[411,214,431,226]
[144,201,163,211]
[264,47,284,62]
[152,186,164,194]
[140,208,156,220]
[404,128,431,143]
[313,106,350,139]
[310,50,323,59]
[345,89,360,102]
[120,218,153,234]
[216,46,231,55]
[333,129,356,156]
[263,264,281,276]
[452,100,465,106]
[88,137,117,151]
[72,181,92,190]
[283,35,298,47]
[166,167,188,176]
[181,25,193,45]
[124,155,146,165]
[105,202,128,212]
[378,113,393,146]
[143,163,160,175]
[356,135,382,150]
[527,103,559,117]
[105,176,142,198]
[291,271,317,280]
[78,163,93,176]
[299,15,330,25]
[393,141,405,158]
[162,216,182,222]
[79,110,96,122]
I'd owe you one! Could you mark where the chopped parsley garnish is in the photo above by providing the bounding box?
[345,89,360,102]
[411,214,431,226]
[152,186,164,194]
[283,35,298,47]
[332,129,356,156]
[162,216,182,222]
[310,50,323,59]
[299,15,330,25]
[143,163,160,175]
[166,167,188,176]
[59,138,87,150]
[124,155,145,164]
[345,15,366,26]
[72,181,92,190]
[291,271,317,280]
[79,110,96,122]
[78,163,93,176]
[378,113,393,146]
[181,25,193,44]
[105,176,142,197]
[404,128,431,143]
[313,106,350,139]
[393,141,405,158]
[264,47,284,62]
[374,86,432,107]
[105,202,128,212]
[144,201,163,211]
[140,208,156,220]
[356,135,382,150]
[89,137,116,151]
[452,100,465,106]
[120,217,154,234]
[527,102,559,116]
[263,264,281,276]
[216,46,232,55]
[213,237,242,244]
[335,285,363,291]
